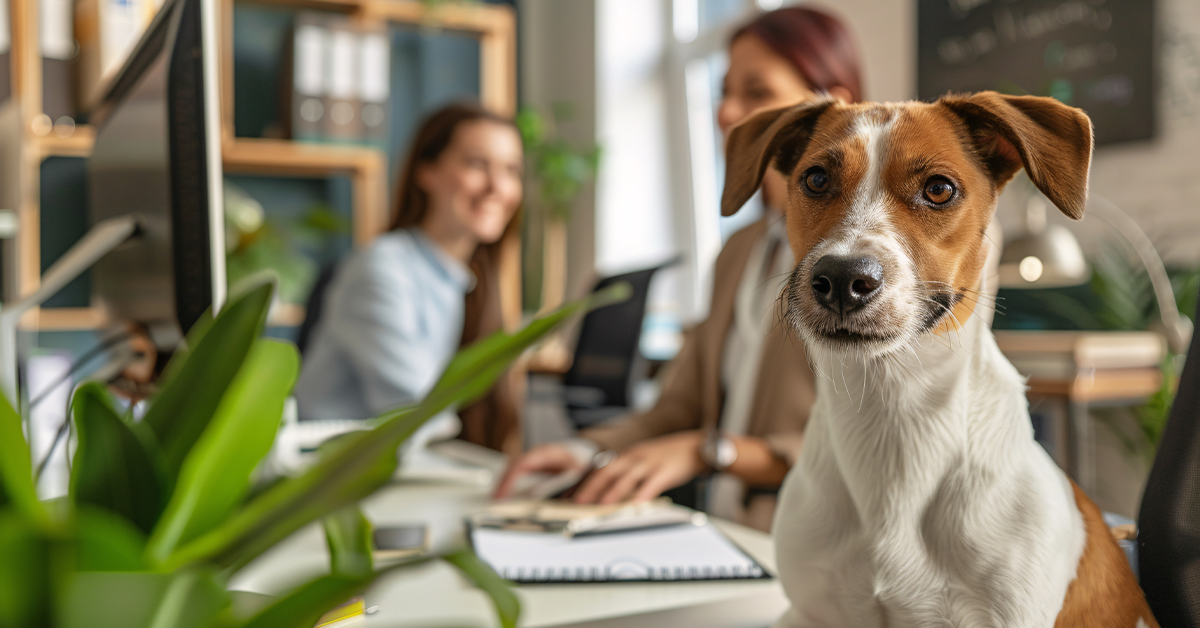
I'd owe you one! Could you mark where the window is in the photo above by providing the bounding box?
[667,0,773,321]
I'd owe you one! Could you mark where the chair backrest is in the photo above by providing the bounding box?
[295,264,339,356]
[562,260,677,415]
[1138,293,1200,625]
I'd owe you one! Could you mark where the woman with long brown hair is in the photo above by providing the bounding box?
[296,103,523,454]
[496,7,863,530]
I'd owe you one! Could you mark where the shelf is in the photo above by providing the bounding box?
[222,137,383,176]
[33,307,110,331]
[37,125,96,159]
[361,0,514,33]
[222,137,389,244]
[236,0,513,31]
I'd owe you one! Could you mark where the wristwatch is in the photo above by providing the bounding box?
[700,430,738,472]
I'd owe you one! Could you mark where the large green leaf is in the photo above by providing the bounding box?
[71,383,167,535]
[74,507,148,572]
[164,424,401,573]
[61,569,229,628]
[0,391,45,524]
[164,285,628,573]
[146,339,299,564]
[157,271,278,389]
[0,509,55,627]
[141,280,273,479]
[323,505,373,578]
[444,550,521,628]
[60,572,172,628]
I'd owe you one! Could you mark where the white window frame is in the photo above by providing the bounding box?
[664,0,775,322]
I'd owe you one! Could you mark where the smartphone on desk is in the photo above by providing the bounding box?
[372,525,429,560]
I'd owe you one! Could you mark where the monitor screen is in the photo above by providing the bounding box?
[88,0,226,341]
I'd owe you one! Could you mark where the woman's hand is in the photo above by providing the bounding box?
[573,431,707,505]
[493,443,589,499]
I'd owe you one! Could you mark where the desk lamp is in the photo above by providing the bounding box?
[999,193,1193,354]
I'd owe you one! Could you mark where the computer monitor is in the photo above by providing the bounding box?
[88,0,226,341]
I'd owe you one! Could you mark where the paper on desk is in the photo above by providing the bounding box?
[471,522,767,582]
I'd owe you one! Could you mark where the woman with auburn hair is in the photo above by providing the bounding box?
[497,7,865,530]
[296,103,524,455]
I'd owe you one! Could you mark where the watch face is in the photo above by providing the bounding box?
[716,437,737,470]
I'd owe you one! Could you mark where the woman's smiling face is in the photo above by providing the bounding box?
[418,119,524,246]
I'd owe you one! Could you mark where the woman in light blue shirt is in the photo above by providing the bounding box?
[296,104,524,449]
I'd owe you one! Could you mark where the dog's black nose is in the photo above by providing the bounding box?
[810,255,885,315]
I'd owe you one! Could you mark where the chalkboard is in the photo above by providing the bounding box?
[918,0,1156,145]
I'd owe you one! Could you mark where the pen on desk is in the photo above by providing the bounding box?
[564,503,707,538]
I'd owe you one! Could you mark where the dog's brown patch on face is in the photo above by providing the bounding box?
[882,104,998,330]
[780,102,999,341]
[781,107,871,263]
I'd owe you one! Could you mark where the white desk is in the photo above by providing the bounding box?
[229,481,788,627]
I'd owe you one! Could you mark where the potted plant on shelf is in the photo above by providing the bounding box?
[0,274,626,628]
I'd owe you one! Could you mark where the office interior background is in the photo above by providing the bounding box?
[0,0,1198,623]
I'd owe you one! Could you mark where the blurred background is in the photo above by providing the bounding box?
[3,0,1195,517]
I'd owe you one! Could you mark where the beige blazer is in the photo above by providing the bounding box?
[584,216,816,471]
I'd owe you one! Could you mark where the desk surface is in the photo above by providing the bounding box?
[228,481,788,628]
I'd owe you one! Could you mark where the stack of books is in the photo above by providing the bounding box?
[994,330,1167,400]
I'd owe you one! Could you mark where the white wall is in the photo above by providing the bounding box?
[519,0,598,303]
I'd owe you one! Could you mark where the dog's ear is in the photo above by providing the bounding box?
[939,91,1093,220]
[721,99,833,216]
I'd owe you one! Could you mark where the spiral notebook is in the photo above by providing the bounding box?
[469,521,770,583]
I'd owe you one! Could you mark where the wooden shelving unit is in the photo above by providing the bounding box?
[6,0,519,332]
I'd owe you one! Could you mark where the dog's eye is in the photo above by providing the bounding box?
[923,177,955,205]
[804,168,831,194]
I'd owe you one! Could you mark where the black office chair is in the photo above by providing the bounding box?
[562,258,679,428]
[1138,293,1200,626]
[295,263,339,356]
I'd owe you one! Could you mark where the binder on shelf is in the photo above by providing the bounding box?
[288,14,328,142]
[322,23,361,143]
[358,29,389,149]
[285,14,389,147]
[42,0,76,124]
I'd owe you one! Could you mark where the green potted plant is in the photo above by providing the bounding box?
[0,274,626,628]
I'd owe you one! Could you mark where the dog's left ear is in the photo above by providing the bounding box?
[940,92,1093,220]
[721,98,833,216]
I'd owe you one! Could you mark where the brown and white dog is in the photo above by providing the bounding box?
[721,92,1158,628]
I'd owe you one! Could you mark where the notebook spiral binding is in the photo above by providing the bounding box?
[500,563,766,583]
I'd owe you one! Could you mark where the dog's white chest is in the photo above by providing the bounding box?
[771,328,1086,628]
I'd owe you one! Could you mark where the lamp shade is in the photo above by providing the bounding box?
[998,224,1090,289]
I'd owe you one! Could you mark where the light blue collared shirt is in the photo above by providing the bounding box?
[295,228,474,422]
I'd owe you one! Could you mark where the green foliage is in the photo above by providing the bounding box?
[0,273,628,628]
[225,182,349,305]
[141,282,273,479]
[71,384,168,535]
[322,506,373,578]
[444,550,520,628]
[1000,242,1199,457]
[517,105,602,222]
[0,391,45,524]
[146,339,299,563]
